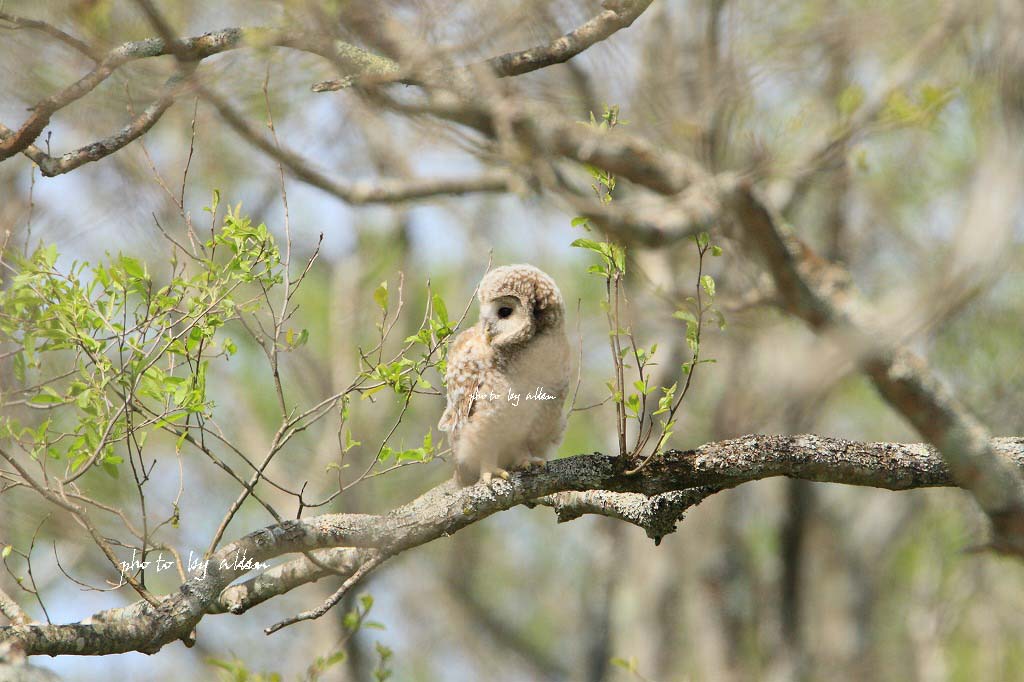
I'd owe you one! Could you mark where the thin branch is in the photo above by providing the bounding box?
[197,82,512,205]
[0,10,99,60]
[312,0,654,91]
[0,24,394,166]
[264,551,385,634]
[775,4,963,213]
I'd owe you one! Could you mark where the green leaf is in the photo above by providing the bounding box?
[882,90,918,125]
[672,310,697,325]
[1,545,11,559]
[208,188,221,214]
[625,393,641,416]
[323,651,347,668]
[611,243,626,273]
[120,255,146,280]
[570,238,605,253]
[432,294,449,325]
[12,352,25,383]
[654,383,677,415]
[344,429,361,453]
[343,610,359,630]
[28,391,63,405]
[361,384,386,400]
[713,309,727,330]
[373,281,389,311]
[919,83,955,119]
[700,274,715,298]
[286,328,309,348]
[710,245,723,257]
[396,447,427,462]
[837,83,865,118]
[39,244,58,268]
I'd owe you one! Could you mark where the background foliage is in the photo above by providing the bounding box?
[1,1,1023,680]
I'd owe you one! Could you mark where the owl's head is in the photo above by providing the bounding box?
[477,264,565,349]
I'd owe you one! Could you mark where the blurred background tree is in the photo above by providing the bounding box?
[1,1,1024,680]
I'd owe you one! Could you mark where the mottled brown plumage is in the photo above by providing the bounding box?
[439,265,571,485]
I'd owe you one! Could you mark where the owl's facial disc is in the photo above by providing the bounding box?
[482,295,532,347]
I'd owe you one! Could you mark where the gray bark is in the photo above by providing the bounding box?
[2,434,1022,658]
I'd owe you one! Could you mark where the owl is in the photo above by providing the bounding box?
[438,264,572,485]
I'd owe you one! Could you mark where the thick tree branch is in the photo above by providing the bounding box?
[0,77,183,178]
[728,184,1024,554]
[374,91,710,195]
[0,588,29,627]
[2,434,1023,657]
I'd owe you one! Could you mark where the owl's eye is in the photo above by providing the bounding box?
[497,306,514,319]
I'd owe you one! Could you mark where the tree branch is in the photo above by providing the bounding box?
[0,10,98,60]
[2,434,1022,657]
[774,4,963,214]
[215,547,368,616]
[485,0,654,77]
[1,0,656,175]
[728,184,1024,554]
[0,77,183,178]
[196,82,511,204]
[311,0,654,91]
[0,587,29,626]
[0,23,393,167]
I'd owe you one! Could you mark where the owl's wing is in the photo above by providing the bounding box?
[438,326,487,439]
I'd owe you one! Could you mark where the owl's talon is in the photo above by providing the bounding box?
[478,469,509,486]
[512,457,545,472]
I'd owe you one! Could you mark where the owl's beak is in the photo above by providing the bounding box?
[483,319,496,342]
